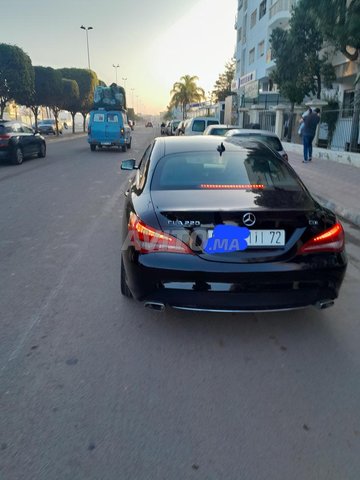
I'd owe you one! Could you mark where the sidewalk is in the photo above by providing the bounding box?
[285,143,360,227]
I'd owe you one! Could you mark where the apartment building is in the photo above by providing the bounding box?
[233,0,297,106]
[233,0,357,114]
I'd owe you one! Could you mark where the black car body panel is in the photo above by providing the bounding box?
[120,136,347,311]
[0,120,46,164]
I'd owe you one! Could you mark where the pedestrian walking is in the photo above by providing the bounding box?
[302,108,320,163]
[298,106,312,136]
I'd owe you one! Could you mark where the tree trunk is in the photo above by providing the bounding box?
[349,59,360,152]
[82,113,87,132]
[31,106,39,129]
[70,112,76,133]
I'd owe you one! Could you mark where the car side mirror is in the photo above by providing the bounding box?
[121,159,138,170]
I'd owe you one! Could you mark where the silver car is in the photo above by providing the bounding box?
[225,129,288,161]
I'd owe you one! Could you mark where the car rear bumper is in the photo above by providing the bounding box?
[88,137,126,146]
[123,251,347,311]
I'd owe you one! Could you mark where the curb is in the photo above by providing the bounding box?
[45,133,87,143]
[283,141,360,169]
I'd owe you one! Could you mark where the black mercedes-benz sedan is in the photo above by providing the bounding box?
[120,135,347,313]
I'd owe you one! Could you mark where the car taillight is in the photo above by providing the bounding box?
[121,128,125,135]
[298,222,345,254]
[0,134,10,140]
[128,213,192,254]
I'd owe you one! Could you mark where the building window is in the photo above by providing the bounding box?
[250,9,257,28]
[343,90,354,118]
[242,13,247,44]
[259,0,267,19]
[237,27,242,44]
[258,40,265,58]
[249,48,255,65]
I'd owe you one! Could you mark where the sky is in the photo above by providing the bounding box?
[0,0,237,115]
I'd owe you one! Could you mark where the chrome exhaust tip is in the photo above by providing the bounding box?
[144,302,165,312]
[315,300,335,310]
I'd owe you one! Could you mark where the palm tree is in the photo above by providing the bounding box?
[170,75,205,120]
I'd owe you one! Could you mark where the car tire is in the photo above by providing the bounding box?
[122,144,127,152]
[121,258,132,298]
[12,147,24,165]
[38,143,46,158]
[90,144,96,151]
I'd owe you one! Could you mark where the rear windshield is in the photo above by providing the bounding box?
[229,133,283,151]
[192,120,205,132]
[209,127,233,135]
[151,150,301,191]
[93,113,105,122]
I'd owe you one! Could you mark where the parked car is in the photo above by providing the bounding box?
[225,128,289,161]
[164,121,172,135]
[168,120,181,136]
[87,110,132,152]
[175,120,187,135]
[120,135,347,312]
[203,124,239,136]
[183,117,219,136]
[37,119,63,135]
[0,120,46,165]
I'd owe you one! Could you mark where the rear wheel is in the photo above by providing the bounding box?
[121,258,132,298]
[122,144,127,152]
[12,147,23,165]
[38,143,46,158]
[90,144,96,151]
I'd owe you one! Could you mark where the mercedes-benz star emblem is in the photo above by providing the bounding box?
[243,212,256,227]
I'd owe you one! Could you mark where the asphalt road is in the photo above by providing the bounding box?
[1,128,360,480]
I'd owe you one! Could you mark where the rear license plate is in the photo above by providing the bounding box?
[208,229,285,247]
[101,142,111,145]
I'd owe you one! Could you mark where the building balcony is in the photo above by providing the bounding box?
[269,0,296,28]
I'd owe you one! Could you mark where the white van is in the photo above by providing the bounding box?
[183,117,219,136]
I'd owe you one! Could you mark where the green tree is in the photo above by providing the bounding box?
[59,68,98,131]
[0,43,34,118]
[212,59,235,102]
[301,0,360,150]
[270,28,311,140]
[45,69,65,135]
[60,78,80,133]
[27,66,59,129]
[289,5,335,99]
[170,75,205,120]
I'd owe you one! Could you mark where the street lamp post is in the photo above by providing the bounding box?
[80,25,93,70]
[122,77,127,90]
[113,64,120,84]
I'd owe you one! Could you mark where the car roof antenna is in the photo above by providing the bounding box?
[217,142,225,156]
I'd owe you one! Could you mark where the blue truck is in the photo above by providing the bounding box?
[87,84,132,152]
